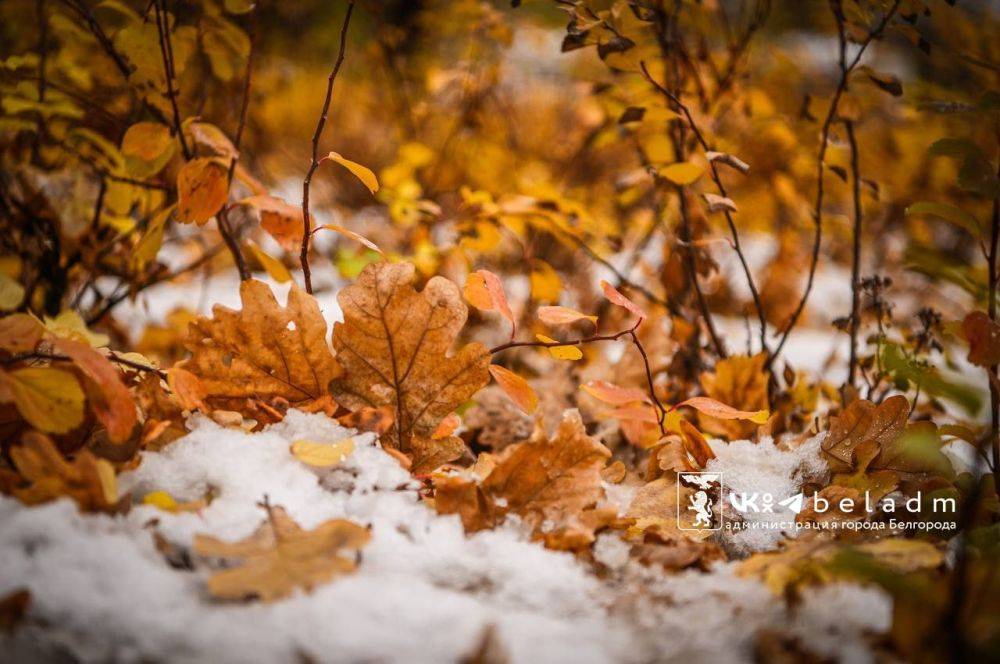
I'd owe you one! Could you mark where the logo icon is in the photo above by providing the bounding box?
[677,472,723,530]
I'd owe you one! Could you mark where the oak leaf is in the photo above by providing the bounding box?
[434,409,614,549]
[822,395,908,467]
[194,504,369,602]
[182,279,342,415]
[328,262,490,451]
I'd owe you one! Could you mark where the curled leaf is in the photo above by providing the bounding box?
[600,281,647,321]
[321,152,379,194]
[464,270,515,339]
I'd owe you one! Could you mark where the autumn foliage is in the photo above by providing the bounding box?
[0,0,998,661]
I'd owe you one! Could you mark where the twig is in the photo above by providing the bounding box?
[489,321,668,435]
[640,60,766,357]
[767,0,901,368]
[153,0,191,159]
[215,2,260,282]
[301,0,355,294]
[845,120,863,391]
[988,150,1000,479]
[4,350,167,379]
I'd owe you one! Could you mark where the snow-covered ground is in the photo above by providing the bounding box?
[0,411,893,663]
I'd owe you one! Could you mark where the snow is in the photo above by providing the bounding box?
[0,412,890,663]
[707,434,829,553]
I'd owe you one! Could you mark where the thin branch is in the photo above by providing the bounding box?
[845,120,863,391]
[640,60,767,357]
[489,320,667,435]
[301,0,355,294]
[153,0,191,159]
[4,351,166,379]
[768,0,901,368]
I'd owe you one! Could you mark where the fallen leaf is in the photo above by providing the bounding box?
[183,279,342,415]
[822,395,908,467]
[434,410,613,549]
[9,431,117,511]
[290,438,355,468]
[194,504,369,602]
[329,262,490,451]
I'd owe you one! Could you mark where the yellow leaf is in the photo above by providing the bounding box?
[132,206,173,271]
[322,151,379,194]
[290,438,356,468]
[661,162,703,185]
[313,224,384,256]
[488,364,537,414]
[143,490,179,511]
[536,334,582,361]
[0,367,85,434]
[43,310,109,347]
[246,240,292,283]
[529,260,562,302]
[121,121,175,176]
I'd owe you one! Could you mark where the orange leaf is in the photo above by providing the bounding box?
[166,367,206,411]
[465,270,515,339]
[675,396,769,425]
[177,158,229,225]
[313,224,384,256]
[431,412,461,440]
[0,313,43,353]
[489,364,537,414]
[51,339,137,444]
[537,306,597,327]
[600,281,646,321]
[581,379,650,405]
[242,195,309,253]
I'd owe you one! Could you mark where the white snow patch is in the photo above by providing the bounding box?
[0,413,888,663]
[707,434,828,553]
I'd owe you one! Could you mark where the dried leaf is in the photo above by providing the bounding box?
[314,224,384,256]
[329,262,490,450]
[435,410,613,549]
[464,269,515,338]
[51,338,137,443]
[537,306,597,327]
[600,280,647,321]
[177,157,229,224]
[705,151,750,174]
[242,195,309,253]
[489,364,537,414]
[183,280,342,414]
[194,505,369,602]
[676,396,769,425]
[964,311,1000,367]
[702,193,737,213]
[822,395,908,466]
[9,431,117,511]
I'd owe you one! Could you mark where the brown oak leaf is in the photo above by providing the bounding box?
[181,280,342,417]
[434,409,614,550]
[328,262,490,451]
[822,395,908,467]
[194,503,369,602]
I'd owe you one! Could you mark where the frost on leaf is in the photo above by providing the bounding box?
[434,409,615,550]
[181,280,342,418]
[194,504,370,602]
[328,262,490,452]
